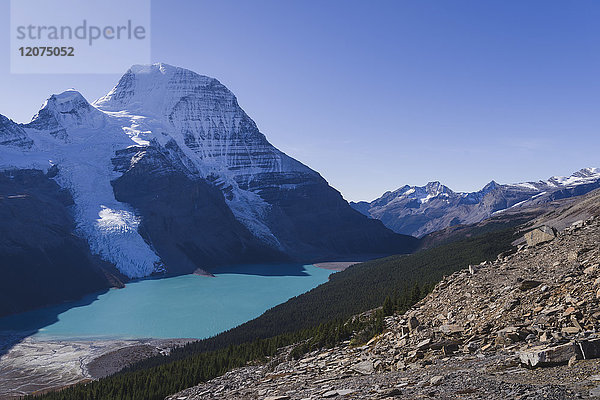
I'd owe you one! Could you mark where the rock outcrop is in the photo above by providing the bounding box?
[524,225,557,247]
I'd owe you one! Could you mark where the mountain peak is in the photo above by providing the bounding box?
[481,180,499,192]
[424,181,451,194]
[547,167,600,187]
[372,181,453,207]
[94,63,233,117]
[129,62,175,75]
[28,90,104,133]
[351,167,600,238]
[573,167,600,178]
[40,89,90,114]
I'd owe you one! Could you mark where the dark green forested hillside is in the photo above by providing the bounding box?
[31,225,519,400]
[191,225,518,348]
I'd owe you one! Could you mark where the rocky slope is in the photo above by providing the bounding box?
[170,193,600,399]
[351,168,600,238]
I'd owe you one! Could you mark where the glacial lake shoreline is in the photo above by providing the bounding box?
[0,262,362,397]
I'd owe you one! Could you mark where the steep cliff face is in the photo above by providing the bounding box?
[0,63,416,284]
[352,169,600,237]
[0,169,124,317]
[110,145,285,275]
[0,115,33,148]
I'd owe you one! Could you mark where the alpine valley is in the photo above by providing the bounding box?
[0,63,416,317]
[3,63,600,400]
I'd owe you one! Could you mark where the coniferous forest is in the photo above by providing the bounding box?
[30,225,518,400]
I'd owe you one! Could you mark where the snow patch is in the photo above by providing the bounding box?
[97,206,141,234]
[511,182,539,190]
[531,191,547,200]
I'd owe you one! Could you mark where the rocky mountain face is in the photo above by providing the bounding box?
[110,145,283,276]
[0,169,125,317]
[0,63,415,310]
[351,168,600,238]
[170,190,600,400]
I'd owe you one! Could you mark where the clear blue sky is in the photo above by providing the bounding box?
[1,0,599,201]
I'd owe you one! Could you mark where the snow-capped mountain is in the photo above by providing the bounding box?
[94,64,314,250]
[350,168,600,238]
[0,63,415,287]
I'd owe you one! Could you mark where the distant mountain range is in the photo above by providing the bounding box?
[350,168,600,237]
[0,63,416,316]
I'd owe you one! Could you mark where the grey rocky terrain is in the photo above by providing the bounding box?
[169,199,600,399]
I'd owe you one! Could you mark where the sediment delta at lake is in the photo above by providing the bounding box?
[0,263,337,397]
[0,335,193,398]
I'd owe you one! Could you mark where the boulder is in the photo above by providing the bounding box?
[439,324,464,335]
[571,220,585,230]
[408,316,420,332]
[519,280,542,291]
[519,342,582,367]
[430,339,462,351]
[579,338,600,359]
[496,326,525,345]
[524,226,556,247]
[430,375,444,386]
[561,327,580,335]
[563,306,577,316]
[351,360,374,375]
[416,338,432,350]
[585,265,598,275]
[504,298,520,311]
[406,350,424,362]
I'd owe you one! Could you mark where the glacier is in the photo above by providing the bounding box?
[0,89,161,278]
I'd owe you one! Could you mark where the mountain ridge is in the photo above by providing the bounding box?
[351,167,600,237]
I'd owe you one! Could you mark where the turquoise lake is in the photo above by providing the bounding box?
[0,264,333,340]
